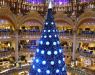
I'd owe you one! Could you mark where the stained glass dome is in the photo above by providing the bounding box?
[26,0,44,4]
[80,0,93,3]
[54,0,70,5]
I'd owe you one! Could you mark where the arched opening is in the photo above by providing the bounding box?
[18,20,42,63]
[78,19,95,38]
[0,19,15,36]
[56,20,73,36]
[0,19,15,71]
[19,20,42,36]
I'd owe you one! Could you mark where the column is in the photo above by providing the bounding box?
[15,31,19,62]
[72,32,76,61]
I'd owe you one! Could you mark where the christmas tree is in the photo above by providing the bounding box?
[29,0,67,75]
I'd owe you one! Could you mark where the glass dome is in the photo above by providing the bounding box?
[80,0,93,3]
[26,0,45,4]
[54,0,70,5]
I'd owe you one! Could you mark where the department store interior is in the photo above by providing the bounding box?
[0,0,95,75]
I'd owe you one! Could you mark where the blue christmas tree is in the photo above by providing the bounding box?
[29,1,67,75]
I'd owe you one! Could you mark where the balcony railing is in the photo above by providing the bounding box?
[67,66,94,75]
[0,63,93,75]
[78,49,95,58]
[78,31,95,38]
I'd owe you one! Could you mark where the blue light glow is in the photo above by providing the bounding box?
[47,51,51,55]
[37,49,39,53]
[49,35,52,38]
[53,30,55,32]
[33,65,35,69]
[57,41,60,44]
[36,59,39,63]
[50,61,54,65]
[63,58,65,61]
[46,22,48,25]
[42,61,46,65]
[59,49,62,53]
[46,70,50,74]
[48,30,50,32]
[44,35,47,38]
[41,50,45,54]
[54,51,58,55]
[53,42,57,45]
[46,41,50,45]
[40,41,43,45]
[37,69,41,73]
[44,30,46,32]
[51,22,54,25]
[56,69,59,73]
[62,67,64,71]
[55,35,57,37]
[58,60,61,64]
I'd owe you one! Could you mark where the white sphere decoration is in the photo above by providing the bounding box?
[32,57,35,60]
[59,49,62,53]
[46,70,50,74]
[46,41,50,45]
[63,58,65,61]
[48,30,50,32]
[41,50,45,54]
[46,22,48,25]
[49,35,52,38]
[56,69,59,73]
[44,35,47,38]
[55,35,57,37]
[47,51,51,55]
[58,60,61,64]
[62,67,64,71]
[54,51,58,55]
[37,69,41,73]
[40,41,43,45]
[36,59,39,63]
[42,61,46,65]
[53,42,57,45]
[44,30,46,32]
[53,30,55,32]
[33,65,35,69]
[37,49,39,53]
[51,22,54,25]
[57,41,60,44]
[50,61,54,65]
